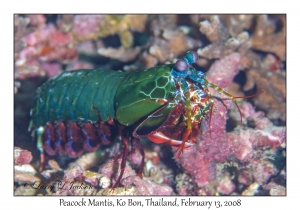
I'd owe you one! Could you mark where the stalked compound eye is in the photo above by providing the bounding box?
[184,51,199,64]
[175,59,188,72]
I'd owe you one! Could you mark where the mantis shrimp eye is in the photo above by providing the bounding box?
[184,51,199,64]
[175,59,188,72]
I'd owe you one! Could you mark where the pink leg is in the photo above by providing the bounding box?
[147,131,194,148]
[112,126,129,188]
[174,128,191,159]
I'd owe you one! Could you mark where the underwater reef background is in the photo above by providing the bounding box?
[14,14,286,195]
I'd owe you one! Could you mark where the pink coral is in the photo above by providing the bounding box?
[122,176,173,196]
[26,14,46,28]
[217,176,236,195]
[22,24,73,47]
[14,147,33,165]
[206,52,241,88]
[15,22,78,79]
[99,158,173,195]
[238,169,253,186]
[54,166,103,195]
[66,61,94,71]
[19,24,77,65]
[63,165,84,182]
[99,158,136,184]
[71,15,104,41]
[252,160,278,185]
[40,62,62,77]
[15,23,76,79]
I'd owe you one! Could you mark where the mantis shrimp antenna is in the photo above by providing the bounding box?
[205,80,264,126]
